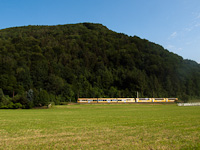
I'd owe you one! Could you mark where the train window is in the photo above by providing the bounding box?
[168,98,176,100]
[154,98,164,100]
[139,98,150,100]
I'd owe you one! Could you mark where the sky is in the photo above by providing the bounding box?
[1,0,200,63]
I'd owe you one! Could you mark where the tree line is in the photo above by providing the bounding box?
[0,23,200,108]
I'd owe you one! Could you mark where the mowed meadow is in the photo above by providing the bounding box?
[0,104,200,150]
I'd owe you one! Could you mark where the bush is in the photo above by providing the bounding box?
[60,102,68,105]
[181,94,190,103]
[49,94,60,105]
[27,89,34,102]
[0,105,8,109]
[7,102,14,109]
[35,89,50,106]
[1,96,10,106]
[13,94,33,109]
[0,88,4,101]
[13,103,22,109]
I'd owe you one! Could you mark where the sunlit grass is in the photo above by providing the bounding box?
[0,104,200,149]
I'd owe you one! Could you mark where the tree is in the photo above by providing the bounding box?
[26,89,34,108]
[35,89,49,106]
[47,74,65,95]
[62,84,74,102]
[30,59,48,89]
[0,88,4,101]
[27,89,34,102]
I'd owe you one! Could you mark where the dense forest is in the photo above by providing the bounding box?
[0,23,200,108]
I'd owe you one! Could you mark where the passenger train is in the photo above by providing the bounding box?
[77,98,178,103]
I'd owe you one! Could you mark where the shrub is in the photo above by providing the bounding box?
[13,103,22,109]
[13,93,33,108]
[35,89,50,106]
[27,89,34,102]
[60,102,68,105]
[181,94,190,103]
[7,102,14,109]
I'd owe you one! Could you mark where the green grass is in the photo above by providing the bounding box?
[0,104,200,149]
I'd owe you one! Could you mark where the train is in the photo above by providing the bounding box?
[77,98,178,103]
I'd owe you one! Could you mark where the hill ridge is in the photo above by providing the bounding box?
[0,23,200,105]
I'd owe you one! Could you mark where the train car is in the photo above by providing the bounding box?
[97,98,135,103]
[152,98,166,102]
[166,98,178,102]
[117,98,135,103]
[136,98,152,102]
[77,98,97,104]
[97,98,118,103]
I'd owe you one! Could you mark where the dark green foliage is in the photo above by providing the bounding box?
[0,89,12,108]
[26,89,34,108]
[35,89,50,106]
[0,88,4,101]
[13,103,23,109]
[12,94,28,107]
[27,89,34,102]
[0,23,200,108]
[181,93,190,103]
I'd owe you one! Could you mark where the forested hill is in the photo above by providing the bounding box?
[0,23,200,106]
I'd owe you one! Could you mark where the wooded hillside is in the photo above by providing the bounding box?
[0,23,200,108]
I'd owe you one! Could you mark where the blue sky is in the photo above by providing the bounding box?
[1,0,200,63]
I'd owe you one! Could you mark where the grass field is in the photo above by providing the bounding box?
[0,104,200,150]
